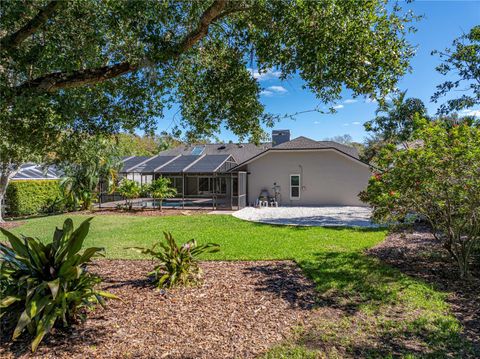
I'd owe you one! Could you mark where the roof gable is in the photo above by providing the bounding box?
[274,136,359,158]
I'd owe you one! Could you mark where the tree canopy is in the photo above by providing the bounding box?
[1,0,416,143]
[431,25,480,115]
[114,133,182,157]
[364,90,428,143]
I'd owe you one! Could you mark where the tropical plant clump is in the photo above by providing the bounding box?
[0,218,117,352]
[149,178,177,211]
[117,179,141,210]
[58,137,122,211]
[129,232,219,288]
[360,118,480,278]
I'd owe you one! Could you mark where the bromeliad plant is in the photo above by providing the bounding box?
[0,218,118,352]
[129,232,219,288]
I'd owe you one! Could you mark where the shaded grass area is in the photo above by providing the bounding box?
[6,214,476,357]
[287,253,473,358]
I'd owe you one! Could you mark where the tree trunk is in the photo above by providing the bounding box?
[0,162,21,223]
[0,179,7,223]
[160,199,163,212]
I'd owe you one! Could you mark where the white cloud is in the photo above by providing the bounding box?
[459,108,480,117]
[267,85,287,93]
[260,85,288,97]
[342,123,349,127]
[344,99,358,104]
[313,121,321,125]
[248,68,281,81]
[352,121,361,125]
[333,104,344,110]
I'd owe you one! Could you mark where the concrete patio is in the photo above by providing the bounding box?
[232,206,376,227]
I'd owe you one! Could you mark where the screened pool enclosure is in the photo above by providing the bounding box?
[100,154,247,210]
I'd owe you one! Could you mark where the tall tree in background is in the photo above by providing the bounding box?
[432,25,480,115]
[362,91,427,162]
[114,133,182,157]
[323,134,365,158]
[0,0,418,221]
[364,90,428,143]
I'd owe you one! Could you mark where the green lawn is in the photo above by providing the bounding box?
[5,214,475,357]
[10,213,383,260]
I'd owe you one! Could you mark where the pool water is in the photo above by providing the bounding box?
[142,199,211,208]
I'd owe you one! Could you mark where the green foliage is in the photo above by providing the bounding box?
[114,133,182,157]
[364,90,427,142]
[117,179,141,210]
[0,217,118,352]
[129,232,219,288]
[360,118,480,278]
[58,136,122,211]
[363,90,428,163]
[432,25,480,115]
[0,0,417,147]
[6,180,64,216]
[149,178,177,211]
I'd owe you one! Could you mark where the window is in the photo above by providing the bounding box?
[290,174,300,200]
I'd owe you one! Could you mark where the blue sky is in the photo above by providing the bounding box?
[158,1,480,143]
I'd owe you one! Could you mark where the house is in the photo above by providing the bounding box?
[119,130,371,209]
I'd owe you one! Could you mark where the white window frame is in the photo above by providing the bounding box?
[290,174,301,200]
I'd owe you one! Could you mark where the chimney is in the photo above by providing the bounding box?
[272,130,290,146]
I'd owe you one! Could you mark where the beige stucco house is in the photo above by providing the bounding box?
[119,130,372,209]
[234,134,371,207]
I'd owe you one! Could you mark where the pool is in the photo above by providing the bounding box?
[142,199,213,208]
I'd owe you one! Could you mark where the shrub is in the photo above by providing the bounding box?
[6,180,65,216]
[117,179,141,210]
[149,177,177,211]
[129,232,219,288]
[139,183,151,198]
[0,218,118,352]
[360,118,480,278]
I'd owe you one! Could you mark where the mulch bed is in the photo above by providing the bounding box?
[367,225,480,351]
[1,260,318,359]
[0,221,25,229]
[80,208,212,216]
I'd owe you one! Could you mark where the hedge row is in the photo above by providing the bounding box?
[6,180,65,216]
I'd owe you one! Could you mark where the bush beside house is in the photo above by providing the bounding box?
[6,180,65,216]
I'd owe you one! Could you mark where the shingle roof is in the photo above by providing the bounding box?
[273,136,359,158]
[119,136,362,174]
[158,143,271,164]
